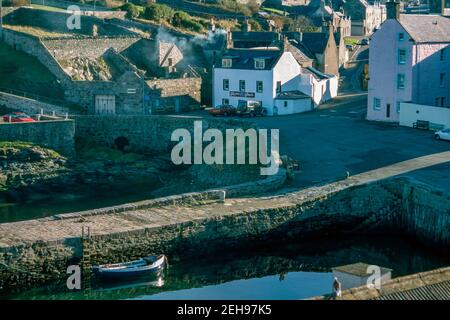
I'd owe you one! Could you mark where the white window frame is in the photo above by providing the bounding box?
[222,58,232,68]
[373,97,381,110]
[254,59,265,69]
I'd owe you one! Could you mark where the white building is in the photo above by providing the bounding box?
[213,46,337,116]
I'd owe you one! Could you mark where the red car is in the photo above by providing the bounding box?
[2,112,35,123]
[207,105,237,117]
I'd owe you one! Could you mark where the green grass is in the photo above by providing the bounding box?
[344,37,359,46]
[0,41,64,100]
[261,6,286,15]
[29,4,67,13]
[0,141,62,158]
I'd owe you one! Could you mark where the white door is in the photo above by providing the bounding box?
[95,95,116,115]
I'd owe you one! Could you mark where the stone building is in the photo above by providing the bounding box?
[367,1,450,122]
[343,0,386,36]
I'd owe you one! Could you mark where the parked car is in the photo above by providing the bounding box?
[236,100,267,117]
[360,38,370,45]
[2,112,35,123]
[207,105,237,117]
[435,128,450,141]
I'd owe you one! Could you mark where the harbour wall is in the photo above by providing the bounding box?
[0,177,448,293]
[0,119,75,155]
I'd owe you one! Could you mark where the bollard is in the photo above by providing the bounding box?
[65,113,69,120]
[40,108,44,115]
[52,111,56,117]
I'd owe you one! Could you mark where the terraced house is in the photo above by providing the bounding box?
[367,1,450,123]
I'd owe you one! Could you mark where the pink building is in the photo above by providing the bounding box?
[367,1,450,122]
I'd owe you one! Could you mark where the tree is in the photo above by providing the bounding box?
[288,16,319,32]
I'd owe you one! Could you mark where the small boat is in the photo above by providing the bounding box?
[93,255,166,280]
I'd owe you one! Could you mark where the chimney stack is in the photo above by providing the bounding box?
[386,0,400,20]
[226,30,233,49]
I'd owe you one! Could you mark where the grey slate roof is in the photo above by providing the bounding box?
[373,280,450,300]
[275,90,310,100]
[399,14,450,43]
[218,48,283,70]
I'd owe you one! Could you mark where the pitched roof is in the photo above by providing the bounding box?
[218,48,283,70]
[399,14,450,43]
[275,90,310,100]
[231,31,279,44]
[300,32,329,54]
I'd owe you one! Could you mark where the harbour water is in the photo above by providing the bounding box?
[3,234,449,300]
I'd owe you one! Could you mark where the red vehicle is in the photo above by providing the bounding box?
[2,112,35,123]
[208,105,237,117]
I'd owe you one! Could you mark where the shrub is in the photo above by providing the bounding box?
[3,0,29,7]
[121,3,140,19]
[143,3,175,22]
[172,11,203,33]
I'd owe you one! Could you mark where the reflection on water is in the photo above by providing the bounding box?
[0,184,157,223]
[5,235,450,300]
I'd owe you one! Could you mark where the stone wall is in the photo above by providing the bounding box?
[0,28,72,85]
[147,77,202,113]
[0,92,70,115]
[2,7,135,37]
[72,115,255,154]
[0,177,447,292]
[0,120,75,155]
[42,37,140,61]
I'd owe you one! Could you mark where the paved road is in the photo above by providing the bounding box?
[185,95,450,191]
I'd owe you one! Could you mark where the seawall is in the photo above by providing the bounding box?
[0,119,75,155]
[0,176,448,293]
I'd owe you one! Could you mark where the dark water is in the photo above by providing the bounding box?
[4,235,450,300]
[0,182,160,223]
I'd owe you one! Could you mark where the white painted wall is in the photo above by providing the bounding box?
[274,98,312,115]
[299,74,338,107]
[213,51,302,116]
[399,103,450,129]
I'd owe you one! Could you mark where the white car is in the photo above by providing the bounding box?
[435,128,450,141]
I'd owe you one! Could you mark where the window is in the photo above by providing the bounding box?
[254,59,265,69]
[398,49,406,64]
[239,80,246,92]
[223,79,229,91]
[435,97,445,107]
[276,81,282,93]
[284,101,288,108]
[397,74,405,89]
[222,98,229,105]
[440,73,445,87]
[222,58,232,68]
[440,49,445,61]
[373,98,381,110]
[396,101,401,113]
[398,32,405,41]
[168,58,173,67]
[256,81,263,93]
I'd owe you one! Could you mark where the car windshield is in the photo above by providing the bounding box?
[444,129,450,133]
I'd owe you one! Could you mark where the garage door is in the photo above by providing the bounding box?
[95,95,116,115]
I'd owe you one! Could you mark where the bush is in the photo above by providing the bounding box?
[143,3,175,22]
[172,11,203,33]
[121,3,141,19]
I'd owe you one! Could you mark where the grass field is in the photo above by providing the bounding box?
[0,41,64,100]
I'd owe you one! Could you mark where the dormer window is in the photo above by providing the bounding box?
[254,59,265,69]
[222,58,232,68]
